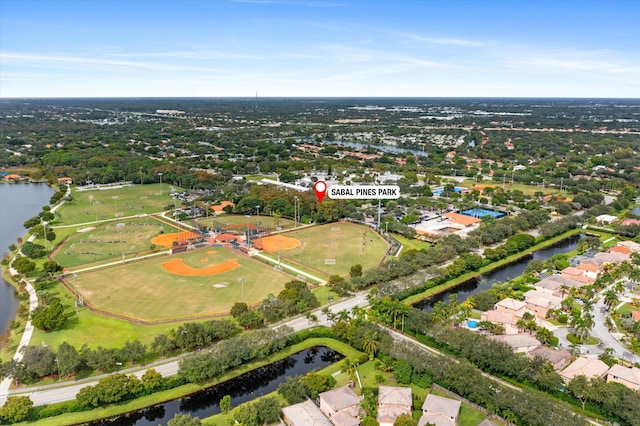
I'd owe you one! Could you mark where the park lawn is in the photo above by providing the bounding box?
[461,180,562,197]
[393,234,432,252]
[30,282,177,351]
[312,285,339,305]
[53,184,181,226]
[277,222,389,278]
[51,216,181,268]
[73,246,294,322]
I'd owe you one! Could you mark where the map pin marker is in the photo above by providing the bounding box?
[314,180,327,203]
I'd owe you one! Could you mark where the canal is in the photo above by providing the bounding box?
[93,346,343,425]
[415,234,582,311]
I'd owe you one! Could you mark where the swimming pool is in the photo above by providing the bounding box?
[467,320,478,329]
[433,186,467,195]
[461,208,505,219]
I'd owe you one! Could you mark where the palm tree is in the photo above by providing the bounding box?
[516,319,527,333]
[361,331,380,361]
[430,301,449,325]
[582,299,594,315]
[536,327,554,345]
[604,289,619,310]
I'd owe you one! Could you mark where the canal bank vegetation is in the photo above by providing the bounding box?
[403,228,584,306]
[7,332,363,425]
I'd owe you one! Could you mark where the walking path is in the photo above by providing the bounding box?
[0,185,70,406]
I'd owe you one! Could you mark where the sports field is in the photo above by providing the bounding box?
[255,222,389,277]
[51,216,182,268]
[54,184,182,225]
[196,214,296,232]
[73,246,292,322]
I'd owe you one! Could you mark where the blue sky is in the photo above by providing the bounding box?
[1,0,639,98]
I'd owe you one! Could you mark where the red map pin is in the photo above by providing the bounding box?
[314,180,327,203]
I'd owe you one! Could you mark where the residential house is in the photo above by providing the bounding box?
[377,386,412,426]
[319,386,362,426]
[481,297,528,334]
[282,400,332,426]
[529,346,572,370]
[418,394,461,426]
[560,267,595,285]
[489,333,540,354]
[560,357,610,382]
[57,177,72,185]
[523,289,562,320]
[595,214,618,225]
[607,364,640,391]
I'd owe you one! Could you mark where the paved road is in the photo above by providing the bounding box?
[6,292,370,406]
[554,285,639,365]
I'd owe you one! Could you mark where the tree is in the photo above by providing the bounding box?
[277,376,307,404]
[350,264,363,278]
[42,260,63,276]
[567,375,591,410]
[219,394,232,413]
[57,341,82,377]
[151,334,176,356]
[230,302,248,318]
[141,368,163,391]
[13,256,36,275]
[119,340,147,364]
[31,298,66,331]
[362,331,380,360]
[301,372,334,399]
[167,413,202,426]
[22,345,57,379]
[238,309,263,329]
[253,396,281,424]
[0,396,33,423]
[394,414,418,426]
[536,327,554,345]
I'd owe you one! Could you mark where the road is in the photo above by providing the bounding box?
[554,285,639,364]
[5,292,370,406]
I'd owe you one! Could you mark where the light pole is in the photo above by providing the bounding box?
[255,205,261,217]
[294,196,298,228]
[239,278,244,302]
[112,195,119,217]
[86,171,90,186]
[158,172,163,196]
[116,223,125,263]
[55,357,61,381]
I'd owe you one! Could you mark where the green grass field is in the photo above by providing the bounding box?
[393,234,432,252]
[196,214,296,231]
[29,282,177,351]
[51,216,181,267]
[53,184,182,226]
[277,222,389,278]
[73,246,294,322]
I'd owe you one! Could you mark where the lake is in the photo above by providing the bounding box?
[0,183,54,334]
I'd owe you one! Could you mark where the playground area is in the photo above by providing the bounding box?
[71,246,293,322]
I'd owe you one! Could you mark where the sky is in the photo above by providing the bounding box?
[1,0,639,98]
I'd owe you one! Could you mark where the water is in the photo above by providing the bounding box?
[415,234,581,311]
[0,183,54,334]
[322,140,428,157]
[630,207,640,216]
[93,346,343,425]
